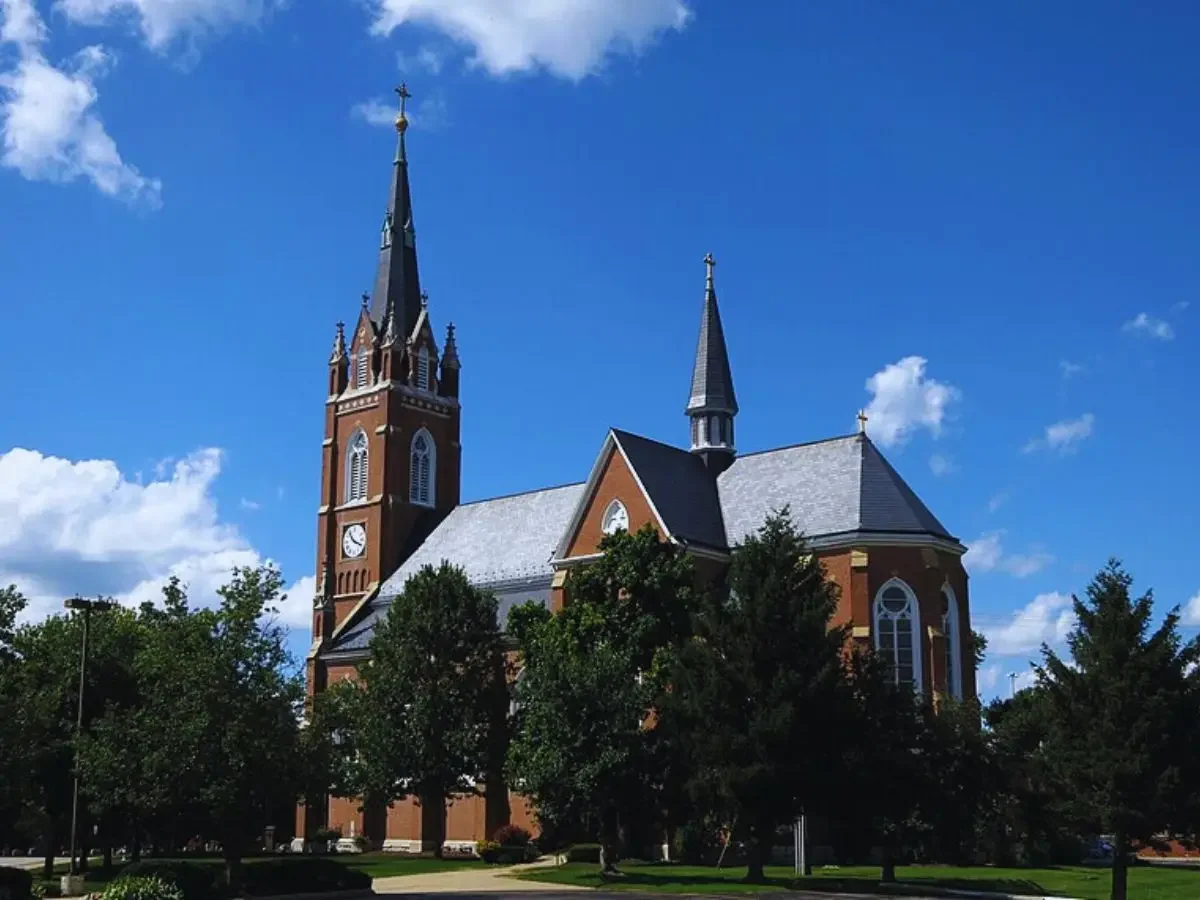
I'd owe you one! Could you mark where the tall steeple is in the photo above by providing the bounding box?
[370,83,422,341]
[686,252,738,473]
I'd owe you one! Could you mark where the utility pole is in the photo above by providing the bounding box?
[63,597,116,894]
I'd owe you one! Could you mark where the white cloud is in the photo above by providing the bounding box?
[964,530,1053,578]
[274,574,315,631]
[964,532,1003,573]
[352,98,395,128]
[1023,413,1094,455]
[397,43,444,74]
[240,498,261,511]
[1183,591,1200,627]
[0,446,308,633]
[984,592,1075,656]
[978,664,1000,693]
[1059,360,1085,379]
[353,90,448,130]
[1122,312,1174,341]
[1172,301,1190,313]
[0,0,161,206]
[863,356,960,448]
[987,491,1009,513]
[55,0,275,51]
[369,0,691,80]
[929,454,955,477]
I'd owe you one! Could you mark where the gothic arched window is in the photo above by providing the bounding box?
[942,584,962,699]
[346,430,368,503]
[873,578,922,694]
[410,429,435,507]
[601,499,629,535]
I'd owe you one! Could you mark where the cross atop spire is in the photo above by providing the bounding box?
[394,83,411,134]
[857,409,869,434]
[704,252,716,287]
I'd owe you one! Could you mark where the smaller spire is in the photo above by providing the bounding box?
[381,303,399,347]
[330,321,346,363]
[361,291,370,313]
[442,322,460,369]
[857,409,869,435]
[421,290,429,309]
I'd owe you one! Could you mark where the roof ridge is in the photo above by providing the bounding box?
[609,427,692,456]
[733,432,861,460]
[457,480,585,508]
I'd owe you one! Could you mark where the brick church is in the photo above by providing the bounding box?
[300,88,975,853]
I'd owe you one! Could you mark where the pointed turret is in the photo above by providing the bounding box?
[686,253,737,473]
[369,83,422,340]
[440,322,460,398]
[328,321,348,395]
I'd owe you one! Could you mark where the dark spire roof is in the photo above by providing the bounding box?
[370,84,422,341]
[686,253,738,415]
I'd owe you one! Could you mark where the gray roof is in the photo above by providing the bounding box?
[327,483,583,654]
[686,263,737,415]
[326,433,954,657]
[717,434,953,546]
[612,430,727,549]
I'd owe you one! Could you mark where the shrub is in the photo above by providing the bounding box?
[100,877,185,900]
[352,836,368,852]
[565,844,601,864]
[240,858,370,896]
[0,866,34,900]
[120,861,218,900]
[475,841,501,864]
[490,825,530,848]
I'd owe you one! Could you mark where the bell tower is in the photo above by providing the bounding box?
[308,84,463,677]
[686,252,738,475]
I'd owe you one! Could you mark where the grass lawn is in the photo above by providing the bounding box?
[514,860,1200,900]
[29,852,482,896]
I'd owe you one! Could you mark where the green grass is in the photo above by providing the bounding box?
[28,851,481,896]
[514,860,1200,900]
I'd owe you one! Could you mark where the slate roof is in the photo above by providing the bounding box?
[611,430,727,550]
[324,432,954,657]
[717,434,952,546]
[325,482,583,654]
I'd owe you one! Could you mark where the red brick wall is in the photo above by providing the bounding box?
[564,446,660,558]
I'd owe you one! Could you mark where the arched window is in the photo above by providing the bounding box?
[346,430,368,503]
[355,348,369,388]
[409,429,435,507]
[601,499,629,535]
[509,667,527,718]
[873,578,922,694]
[416,346,431,391]
[942,584,962,699]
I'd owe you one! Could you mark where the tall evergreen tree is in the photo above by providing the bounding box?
[1036,559,1200,900]
[666,510,852,882]
[507,525,696,872]
[345,562,506,857]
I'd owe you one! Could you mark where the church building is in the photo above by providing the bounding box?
[301,88,975,853]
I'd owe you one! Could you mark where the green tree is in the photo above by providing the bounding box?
[344,562,506,857]
[665,510,852,882]
[922,697,997,865]
[1036,560,1200,900]
[0,585,30,848]
[134,569,305,886]
[1,597,138,876]
[971,630,988,675]
[507,526,696,872]
[843,650,935,883]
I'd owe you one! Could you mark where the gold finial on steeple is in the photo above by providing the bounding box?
[395,83,411,134]
[857,409,869,434]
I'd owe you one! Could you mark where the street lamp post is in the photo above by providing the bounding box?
[63,597,115,889]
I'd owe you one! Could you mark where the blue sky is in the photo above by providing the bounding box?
[1,0,1197,697]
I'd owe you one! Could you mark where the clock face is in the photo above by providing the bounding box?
[342,523,367,559]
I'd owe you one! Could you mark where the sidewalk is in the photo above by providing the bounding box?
[372,857,588,894]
